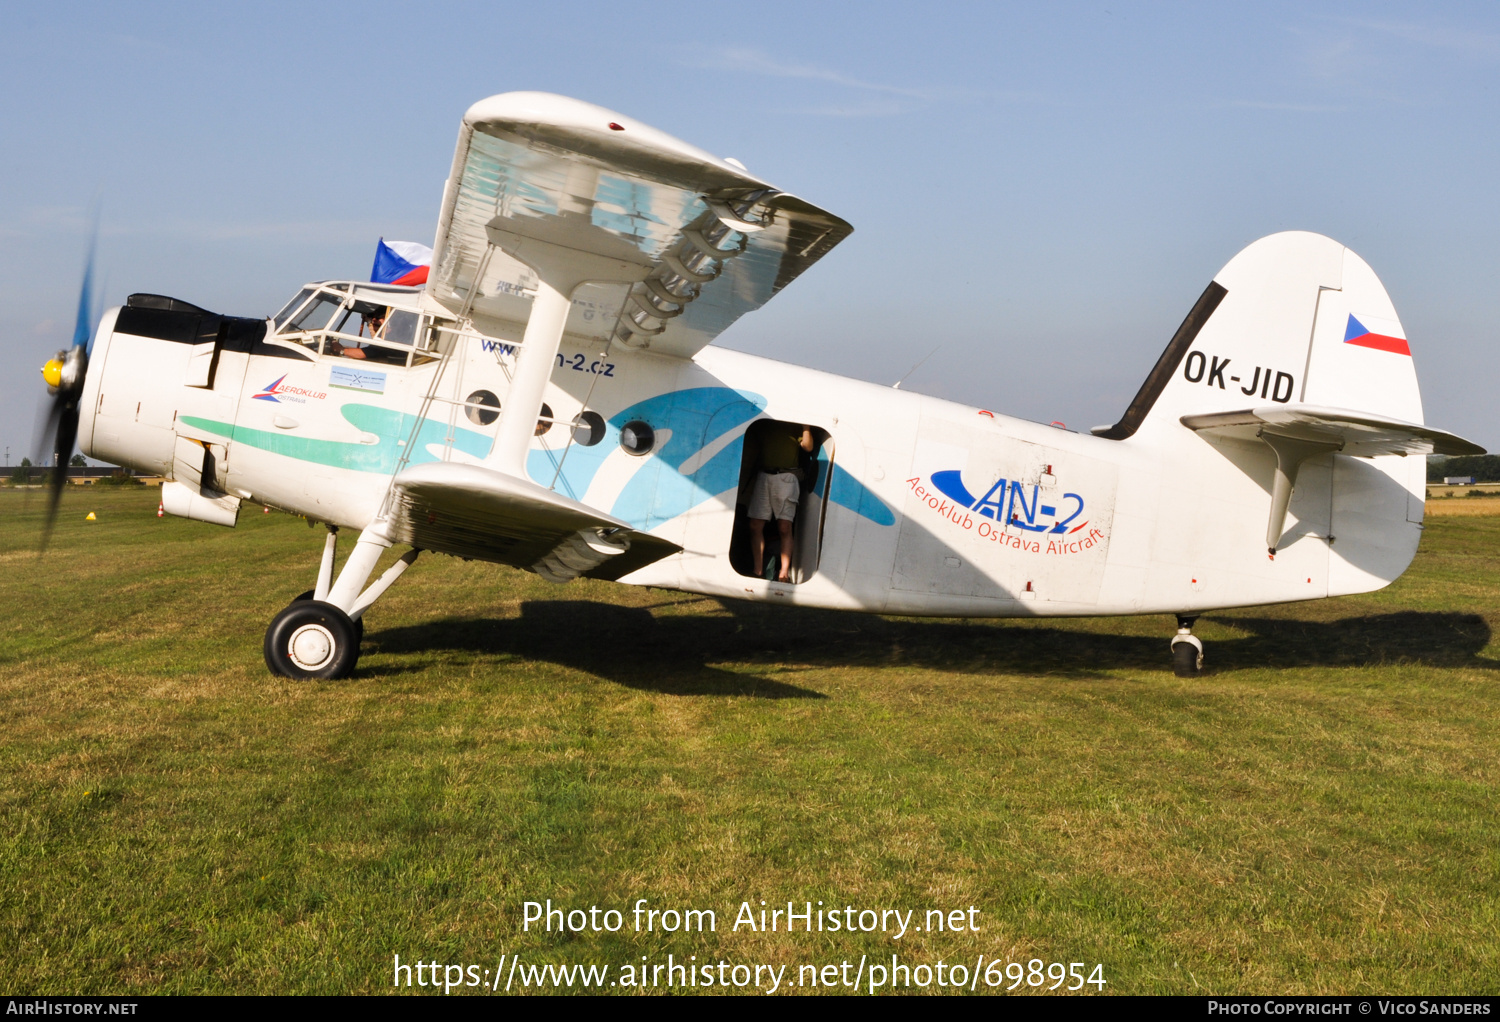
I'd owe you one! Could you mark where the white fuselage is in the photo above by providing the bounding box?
[79,301,1425,618]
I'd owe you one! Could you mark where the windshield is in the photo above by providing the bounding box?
[268,283,434,366]
[286,293,344,332]
[272,289,315,329]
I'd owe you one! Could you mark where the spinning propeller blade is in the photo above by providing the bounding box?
[34,235,98,551]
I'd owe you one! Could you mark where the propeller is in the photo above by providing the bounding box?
[34,238,99,551]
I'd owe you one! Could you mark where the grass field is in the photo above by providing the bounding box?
[1,487,1496,995]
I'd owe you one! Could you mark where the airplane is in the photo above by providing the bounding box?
[35,91,1484,681]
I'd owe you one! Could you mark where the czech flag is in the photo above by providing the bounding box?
[1344,313,1410,356]
[370,239,432,286]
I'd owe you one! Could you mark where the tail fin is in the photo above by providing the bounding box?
[1094,232,1484,597]
[1093,231,1423,439]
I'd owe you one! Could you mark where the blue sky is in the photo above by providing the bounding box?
[3,1,1497,461]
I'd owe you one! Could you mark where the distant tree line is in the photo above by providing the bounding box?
[1428,455,1500,482]
[6,461,142,486]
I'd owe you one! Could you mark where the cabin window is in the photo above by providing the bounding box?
[619,420,654,455]
[572,411,606,446]
[465,390,500,425]
[729,419,832,584]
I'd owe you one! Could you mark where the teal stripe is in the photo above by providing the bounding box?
[180,404,491,474]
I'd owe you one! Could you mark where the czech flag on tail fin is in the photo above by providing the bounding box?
[370,239,432,286]
[1344,313,1410,356]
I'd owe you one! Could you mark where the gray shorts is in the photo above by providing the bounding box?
[749,471,799,522]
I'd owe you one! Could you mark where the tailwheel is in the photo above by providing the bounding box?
[1170,614,1204,677]
[264,600,361,680]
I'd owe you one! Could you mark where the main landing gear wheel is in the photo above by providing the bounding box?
[264,600,361,680]
[291,589,362,644]
[1170,614,1204,677]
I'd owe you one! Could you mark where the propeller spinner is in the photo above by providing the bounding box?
[33,246,98,550]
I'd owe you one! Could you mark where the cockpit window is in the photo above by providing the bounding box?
[272,289,315,329]
[287,293,344,333]
[269,282,433,367]
[381,310,419,346]
[330,300,383,337]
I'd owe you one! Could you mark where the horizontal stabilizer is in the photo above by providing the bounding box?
[1182,404,1484,554]
[1180,404,1484,458]
[387,462,680,580]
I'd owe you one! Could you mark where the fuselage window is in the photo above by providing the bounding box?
[465,390,500,425]
[619,420,654,455]
[535,403,555,437]
[572,410,606,446]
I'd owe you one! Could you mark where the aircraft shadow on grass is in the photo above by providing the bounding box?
[365,602,1497,697]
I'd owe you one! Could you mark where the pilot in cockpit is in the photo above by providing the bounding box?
[326,307,385,360]
[327,337,368,359]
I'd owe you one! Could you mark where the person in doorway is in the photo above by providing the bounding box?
[748,423,815,583]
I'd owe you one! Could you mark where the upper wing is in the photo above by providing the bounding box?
[1180,404,1484,457]
[386,462,680,582]
[426,92,852,360]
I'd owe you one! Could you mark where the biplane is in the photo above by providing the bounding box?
[37,92,1484,679]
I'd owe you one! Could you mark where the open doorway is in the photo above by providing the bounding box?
[729,419,833,584]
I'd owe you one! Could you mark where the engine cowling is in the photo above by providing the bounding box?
[80,294,265,521]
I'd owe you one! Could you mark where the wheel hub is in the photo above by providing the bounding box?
[288,623,336,670]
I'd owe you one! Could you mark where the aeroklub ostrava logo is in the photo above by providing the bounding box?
[252,375,327,404]
[907,469,1106,555]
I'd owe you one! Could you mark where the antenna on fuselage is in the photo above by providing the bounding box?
[892,345,940,390]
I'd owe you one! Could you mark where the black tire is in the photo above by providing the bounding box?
[1171,641,1202,677]
[264,600,361,680]
[291,589,362,644]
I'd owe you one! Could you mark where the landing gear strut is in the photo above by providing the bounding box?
[1171,614,1204,677]
[291,589,362,645]
[263,522,419,680]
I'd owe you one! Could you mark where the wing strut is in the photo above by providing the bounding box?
[482,212,651,477]
[1260,433,1342,555]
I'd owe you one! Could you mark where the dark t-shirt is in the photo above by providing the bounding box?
[760,427,804,472]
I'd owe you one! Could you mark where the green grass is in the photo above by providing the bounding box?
[1,487,1497,995]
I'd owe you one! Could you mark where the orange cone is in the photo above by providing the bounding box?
[157,502,164,518]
